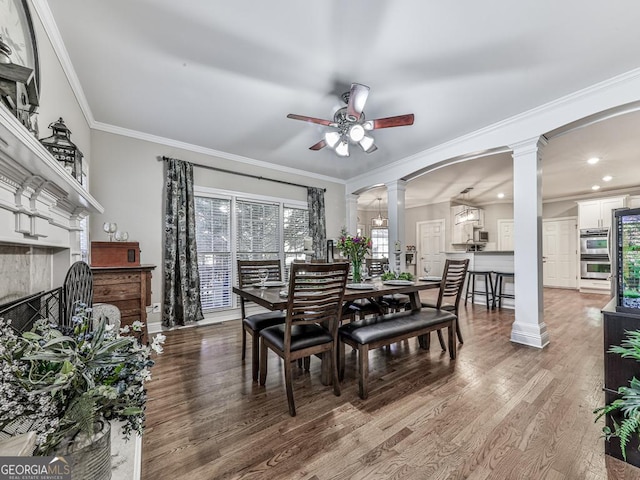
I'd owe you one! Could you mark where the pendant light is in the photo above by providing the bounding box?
[371,197,387,227]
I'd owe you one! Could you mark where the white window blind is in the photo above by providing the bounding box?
[236,200,280,260]
[371,228,389,259]
[195,191,309,313]
[283,206,309,278]
[195,196,232,310]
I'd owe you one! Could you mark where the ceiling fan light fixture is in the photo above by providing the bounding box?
[349,124,365,142]
[362,121,374,131]
[325,131,341,148]
[359,135,375,152]
[335,140,349,157]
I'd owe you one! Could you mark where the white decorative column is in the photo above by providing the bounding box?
[345,193,359,235]
[510,137,549,348]
[386,180,407,273]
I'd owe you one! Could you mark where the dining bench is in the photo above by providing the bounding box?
[338,308,457,399]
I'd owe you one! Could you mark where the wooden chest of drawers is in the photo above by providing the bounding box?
[91,265,155,343]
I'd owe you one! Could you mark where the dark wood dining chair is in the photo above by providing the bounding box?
[238,259,286,382]
[420,258,469,348]
[259,262,349,416]
[365,258,387,277]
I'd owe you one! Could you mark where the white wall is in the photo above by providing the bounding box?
[31,0,90,165]
[543,200,578,219]
[88,130,346,324]
[405,201,451,248]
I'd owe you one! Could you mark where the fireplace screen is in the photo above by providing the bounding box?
[0,288,62,334]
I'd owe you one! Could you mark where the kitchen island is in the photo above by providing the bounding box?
[444,250,514,309]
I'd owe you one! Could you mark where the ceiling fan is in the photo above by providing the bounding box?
[287,83,415,157]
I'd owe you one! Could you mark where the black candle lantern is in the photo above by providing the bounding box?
[40,118,83,183]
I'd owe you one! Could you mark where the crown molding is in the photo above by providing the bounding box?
[347,67,640,190]
[29,1,345,187]
[92,121,346,185]
[30,0,95,127]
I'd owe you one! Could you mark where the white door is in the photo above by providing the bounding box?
[497,219,514,251]
[417,220,446,277]
[543,218,578,288]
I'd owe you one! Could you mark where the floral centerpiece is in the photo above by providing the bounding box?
[0,304,165,456]
[337,227,371,283]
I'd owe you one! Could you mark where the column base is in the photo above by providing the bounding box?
[510,320,550,348]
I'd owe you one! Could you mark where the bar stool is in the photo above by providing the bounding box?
[493,272,514,309]
[464,270,494,310]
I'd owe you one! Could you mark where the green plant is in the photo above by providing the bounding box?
[594,330,640,460]
[337,227,371,283]
[336,228,371,263]
[380,271,414,281]
[0,304,165,454]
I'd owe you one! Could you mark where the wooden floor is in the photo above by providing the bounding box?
[141,289,640,479]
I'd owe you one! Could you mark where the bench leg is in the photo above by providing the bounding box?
[358,344,369,400]
[448,320,457,360]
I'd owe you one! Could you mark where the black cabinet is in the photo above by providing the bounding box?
[602,302,640,467]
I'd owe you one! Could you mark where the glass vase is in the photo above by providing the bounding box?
[351,257,362,283]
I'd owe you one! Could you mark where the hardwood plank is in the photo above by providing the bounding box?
[141,289,640,479]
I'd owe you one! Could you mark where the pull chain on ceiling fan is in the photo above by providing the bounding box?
[287,83,415,157]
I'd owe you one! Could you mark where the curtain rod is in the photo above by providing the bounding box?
[160,156,326,192]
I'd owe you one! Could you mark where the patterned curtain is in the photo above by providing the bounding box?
[163,157,204,328]
[307,187,327,260]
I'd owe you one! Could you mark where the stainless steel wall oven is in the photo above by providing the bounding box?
[580,228,610,256]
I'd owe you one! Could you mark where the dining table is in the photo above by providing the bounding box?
[232,277,441,312]
[233,277,442,384]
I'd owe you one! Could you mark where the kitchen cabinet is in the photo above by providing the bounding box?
[578,196,626,229]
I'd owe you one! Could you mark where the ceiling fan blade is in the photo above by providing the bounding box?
[346,83,370,122]
[368,114,415,130]
[287,114,335,127]
[309,139,327,151]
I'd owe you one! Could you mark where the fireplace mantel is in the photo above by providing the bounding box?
[0,105,103,248]
[0,105,104,297]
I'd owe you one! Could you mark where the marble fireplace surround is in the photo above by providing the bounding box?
[0,105,103,303]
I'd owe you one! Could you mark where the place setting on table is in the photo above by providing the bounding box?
[233,263,442,313]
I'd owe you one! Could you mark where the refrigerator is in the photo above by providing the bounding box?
[612,207,640,314]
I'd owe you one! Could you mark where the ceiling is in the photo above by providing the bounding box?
[45,0,640,207]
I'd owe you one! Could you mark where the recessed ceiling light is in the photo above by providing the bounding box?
[592,185,601,191]
[602,175,613,182]
[587,157,600,165]
[497,193,505,199]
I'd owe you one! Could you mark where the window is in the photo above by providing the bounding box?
[79,216,89,263]
[283,206,309,279]
[195,189,309,312]
[371,228,389,259]
[236,200,280,261]
[196,196,232,310]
